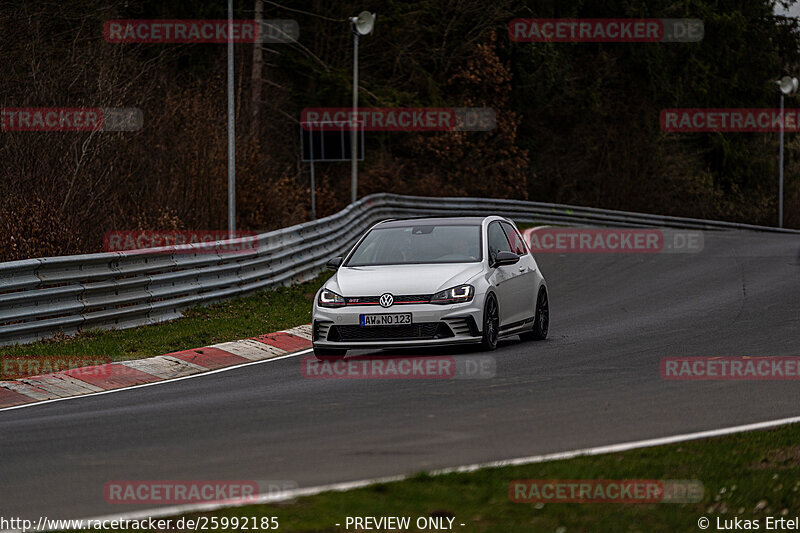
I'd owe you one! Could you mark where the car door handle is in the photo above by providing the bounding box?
[518,266,525,272]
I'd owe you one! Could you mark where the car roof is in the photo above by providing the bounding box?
[375,216,495,228]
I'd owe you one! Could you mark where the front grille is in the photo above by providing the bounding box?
[328,322,452,342]
[345,294,433,306]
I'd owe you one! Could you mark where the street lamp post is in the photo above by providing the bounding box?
[777,76,798,228]
[227,0,236,234]
[348,12,375,204]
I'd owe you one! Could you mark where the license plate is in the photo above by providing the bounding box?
[359,313,412,326]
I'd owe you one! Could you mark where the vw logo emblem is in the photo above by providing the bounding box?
[379,293,394,308]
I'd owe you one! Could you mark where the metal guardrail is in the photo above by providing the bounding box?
[1,193,797,346]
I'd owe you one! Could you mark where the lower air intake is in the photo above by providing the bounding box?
[328,323,452,342]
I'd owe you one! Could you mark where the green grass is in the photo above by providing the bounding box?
[135,423,800,533]
[0,273,329,364]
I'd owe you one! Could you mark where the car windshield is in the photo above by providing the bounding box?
[345,224,482,266]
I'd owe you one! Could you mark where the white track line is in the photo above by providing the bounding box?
[49,413,800,529]
[0,348,312,413]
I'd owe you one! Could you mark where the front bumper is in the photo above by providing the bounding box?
[312,302,484,350]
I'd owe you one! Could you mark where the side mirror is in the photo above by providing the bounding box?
[492,250,519,268]
[326,256,343,271]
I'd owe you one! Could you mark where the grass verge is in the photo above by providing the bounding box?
[70,423,799,533]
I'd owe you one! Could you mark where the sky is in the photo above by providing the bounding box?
[776,1,800,17]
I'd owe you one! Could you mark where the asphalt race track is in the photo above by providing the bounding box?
[1,230,799,520]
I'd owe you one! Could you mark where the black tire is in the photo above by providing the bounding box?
[313,347,347,361]
[480,294,500,351]
[520,287,549,341]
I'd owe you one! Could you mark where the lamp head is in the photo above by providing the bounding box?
[778,75,798,95]
[350,11,375,36]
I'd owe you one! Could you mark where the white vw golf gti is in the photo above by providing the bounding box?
[312,216,549,359]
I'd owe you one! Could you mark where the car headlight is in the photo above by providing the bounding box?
[430,284,474,304]
[318,289,346,308]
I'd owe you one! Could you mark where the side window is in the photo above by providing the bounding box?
[487,221,512,262]
[501,222,528,256]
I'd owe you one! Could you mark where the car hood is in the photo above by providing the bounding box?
[331,263,484,296]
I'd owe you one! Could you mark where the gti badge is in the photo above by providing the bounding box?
[379,293,394,308]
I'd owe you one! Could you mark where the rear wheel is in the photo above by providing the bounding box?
[480,294,499,351]
[313,347,346,361]
[520,287,549,341]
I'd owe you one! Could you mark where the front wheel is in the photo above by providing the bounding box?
[480,294,499,351]
[520,287,549,341]
[313,347,346,361]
